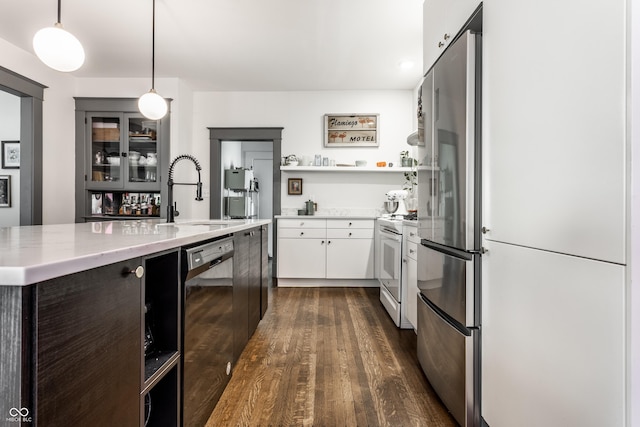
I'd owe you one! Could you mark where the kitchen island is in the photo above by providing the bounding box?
[0,218,270,427]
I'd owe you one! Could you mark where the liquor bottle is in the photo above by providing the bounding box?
[149,197,157,216]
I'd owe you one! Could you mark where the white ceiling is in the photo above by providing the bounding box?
[0,0,424,91]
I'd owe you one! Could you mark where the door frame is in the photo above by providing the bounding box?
[0,66,46,225]
[208,127,282,219]
[208,127,283,277]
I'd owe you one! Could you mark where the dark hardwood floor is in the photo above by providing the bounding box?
[206,286,456,427]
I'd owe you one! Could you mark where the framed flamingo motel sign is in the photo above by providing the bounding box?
[324,114,379,147]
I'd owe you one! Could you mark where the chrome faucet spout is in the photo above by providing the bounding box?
[166,154,204,223]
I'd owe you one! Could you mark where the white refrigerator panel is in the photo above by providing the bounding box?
[481,241,624,427]
[482,0,626,264]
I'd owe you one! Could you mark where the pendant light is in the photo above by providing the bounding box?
[138,0,168,120]
[33,0,85,72]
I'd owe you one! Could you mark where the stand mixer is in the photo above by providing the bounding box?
[385,190,409,216]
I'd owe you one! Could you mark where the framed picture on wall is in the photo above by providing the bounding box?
[324,114,379,147]
[288,178,303,195]
[1,141,20,169]
[0,175,10,207]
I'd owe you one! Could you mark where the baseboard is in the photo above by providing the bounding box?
[276,278,380,288]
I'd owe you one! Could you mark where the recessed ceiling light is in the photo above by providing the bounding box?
[398,60,415,70]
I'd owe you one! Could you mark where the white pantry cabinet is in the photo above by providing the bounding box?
[277,218,374,280]
[482,0,626,264]
[423,0,481,74]
[481,241,624,427]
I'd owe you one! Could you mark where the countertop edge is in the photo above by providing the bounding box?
[1,219,271,287]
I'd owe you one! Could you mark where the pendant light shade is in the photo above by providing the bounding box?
[138,89,168,120]
[139,0,167,120]
[33,1,85,72]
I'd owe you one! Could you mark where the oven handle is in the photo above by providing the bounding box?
[380,230,402,242]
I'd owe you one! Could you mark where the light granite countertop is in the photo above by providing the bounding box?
[0,218,270,286]
[275,215,377,220]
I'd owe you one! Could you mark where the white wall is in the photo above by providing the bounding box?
[0,90,20,226]
[0,38,78,225]
[0,36,417,223]
[190,90,415,218]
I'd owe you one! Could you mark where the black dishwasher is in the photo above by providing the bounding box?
[181,235,234,427]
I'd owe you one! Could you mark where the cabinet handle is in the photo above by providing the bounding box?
[327,240,331,245]
[482,227,490,234]
[349,222,352,226]
[403,259,408,263]
[349,232,352,237]
[321,240,325,245]
[300,232,304,236]
[443,33,450,40]
[409,249,415,255]
[409,232,415,237]
[300,222,304,226]
[129,266,144,279]
[438,41,445,48]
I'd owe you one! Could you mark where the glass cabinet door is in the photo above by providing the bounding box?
[126,114,159,187]
[88,113,123,187]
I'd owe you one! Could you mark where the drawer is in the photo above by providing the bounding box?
[405,226,420,244]
[326,219,374,229]
[327,228,374,239]
[278,218,326,229]
[406,240,418,260]
[278,228,326,239]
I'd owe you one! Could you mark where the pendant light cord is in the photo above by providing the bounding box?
[57,0,61,23]
[151,0,156,90]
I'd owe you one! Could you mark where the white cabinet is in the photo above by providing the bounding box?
[423,0,480,74]
[483,0,626,264]
[481,241,624,427]
[277,218,374,280]
[326,220,374,279]
[277,237,326,278]
[402,224,419,330]
[277,219,326,278]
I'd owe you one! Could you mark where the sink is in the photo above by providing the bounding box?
[155,219,245,227]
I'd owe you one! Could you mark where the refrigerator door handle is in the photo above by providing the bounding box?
[420,239,473,261]
[419,292,471,336]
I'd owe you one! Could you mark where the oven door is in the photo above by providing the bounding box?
[379,229,402,301]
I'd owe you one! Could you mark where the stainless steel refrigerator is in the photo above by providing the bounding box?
[416,29,482,427]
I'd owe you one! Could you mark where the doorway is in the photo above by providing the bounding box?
[209,127,283,272]
[0,66,45,225]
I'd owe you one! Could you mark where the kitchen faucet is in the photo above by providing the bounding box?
[167,154,203,223]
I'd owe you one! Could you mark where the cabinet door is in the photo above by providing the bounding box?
[248,228,262,338]
[423,0,480,73]
[233,231,250,361]
[87,112,125,189]
[326,238,374,279]
[483,0,625,263]
[36,259,142,426]
[125,113,162,191]
[481,241,624,427]
[277,238,326,278]
[405,256,418,330]
[260,225,269,318]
